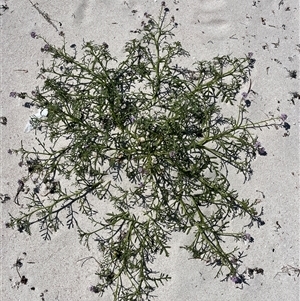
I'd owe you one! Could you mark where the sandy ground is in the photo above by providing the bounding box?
[1,0,299,300]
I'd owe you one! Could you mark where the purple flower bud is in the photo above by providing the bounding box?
[9,92,17,98]
[89,285,100,293]
[283,122,290,131]
[248,52,254,58]
[280,113,288,121]
[245,99,251,107]
[258,147,267,156]
[30,31,37,38]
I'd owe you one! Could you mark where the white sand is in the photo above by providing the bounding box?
[1,1,299,300]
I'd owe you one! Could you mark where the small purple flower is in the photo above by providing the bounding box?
[242,92,248,99]
[254,141,267,156]
[169,151,176,158]
[247,52,254,58]
[129,115,136,123]
[9,92,17,98]
[43,44,50,51]
[230,275,243,284]
[280,113,288,122]
[242,233,254,243]
[137,166,148,176]
[30,31,37,38]
[254,141,261,148]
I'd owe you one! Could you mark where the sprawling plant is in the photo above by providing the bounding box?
[9,5,287,300]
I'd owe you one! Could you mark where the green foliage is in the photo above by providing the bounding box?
[10,6,285,300]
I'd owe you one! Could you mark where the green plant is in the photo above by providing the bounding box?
[9,5,287,300]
